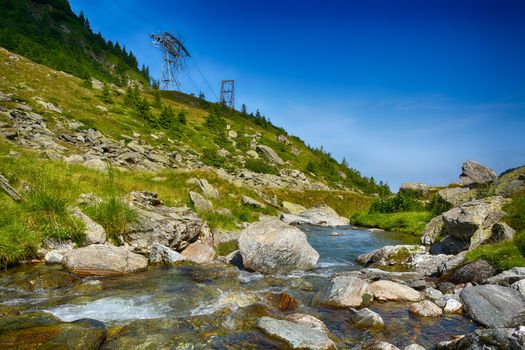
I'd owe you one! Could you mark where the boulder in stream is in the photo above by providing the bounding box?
[312,276,372,308]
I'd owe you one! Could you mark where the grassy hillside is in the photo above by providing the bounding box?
[0,0,149,84]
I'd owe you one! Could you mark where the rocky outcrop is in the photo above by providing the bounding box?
[149,243,185,264]
[70,207,106,245]
[62,244,148,277]
[256,317,335,350]
[421,215,444,245]
[484,267,525,286]
[125,191,211,254]
[409,300,443,317]
[255,144,284,165]
[181,242,216,264]
[312,276,372,308]
[238,217,319,274]
[439,196,508,251]
[459,160,497,188]
[369,280,422,302]
[460,284,525,328]
[437,187,476,207]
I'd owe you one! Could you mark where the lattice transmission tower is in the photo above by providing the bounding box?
[220,80,235,109]
[151,32,191,91]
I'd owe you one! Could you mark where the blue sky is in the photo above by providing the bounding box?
[69,0,525,190]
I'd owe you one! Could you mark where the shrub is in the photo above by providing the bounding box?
[369,192,424,214]
[426,195,453,216]
[244,159,279,175]
[200,148,227,168]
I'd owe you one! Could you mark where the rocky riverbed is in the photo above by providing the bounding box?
[0,224,491,349]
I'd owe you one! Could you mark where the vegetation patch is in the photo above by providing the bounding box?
[351,212,433,235]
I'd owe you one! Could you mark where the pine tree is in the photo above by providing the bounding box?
[241,104,247,114]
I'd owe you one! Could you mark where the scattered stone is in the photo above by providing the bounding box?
[77,193,103,207]
[241,195,266,208]
[352,308,384,328]
[149,243,185,264]
[44,250,64,264]
[35,98,62,113]
[83,158,108,172]
[369,280,422,302]
[312,276,372,308]
[460,284,525,328]
[445,259,497,285]
[437,251,467,276]
[256,144,284,164]
[256,317,335,350]
[238,217,319,274]
[62,244,148,277]
[197,178,219,198]
[277,135,291,145]
[63,154,84,164]
[484,267,525,286]
[425,287,444,301]
[459,160,497,188]
[189,191,213,212]
[70,207,106,245]
[181,242,216,264]
[409,300,443,317]
[443,298,463,314]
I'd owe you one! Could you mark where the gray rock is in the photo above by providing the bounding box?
[125,191,211,254]
[404,344,425,350]
[197,178,219,198]
[436,327,525,350]
[44,250,64,264]
[409,300,443,317]
[77,193,102,207]
[437,251,467,276]
[430,234,470,255]
[446,259,497,285]
[285,313,331,336]
[421,215,444,245]
[241,195,266,208]
[369,280,422,302]
[341,268,426,289]
[238,217,319,274]
[512,279,525,297]
[255,144,284,165]
[63,154,84,164]
[408,253,454,276]
[425,287,444,301]
[295,205,349,226]
[441,196,508,251]
[282,201,307,214]
[357,245,426,267]
[62,244,148,277]
[70,207,106,245]
[460,284,525,328]
[219,250,244,269]
[399,182,429,197]
[443,298,463,314]
[352,308,384,328]
[484,267,525,286]
[83,158,108,172]
[312,276,372,308]
[256,317,335,350]
[485,222,515,244]
[149,243,185,264]
[189,191,213,212]
[363,340,400,350]
[437,187,477,207]
[459,160,497,188]
[181,242,216,264]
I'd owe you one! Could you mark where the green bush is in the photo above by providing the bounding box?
[84,196,137,241]
[369,192,424,214]
[200,148,228,169]
[244,159,279,175]
[426,195,453,216]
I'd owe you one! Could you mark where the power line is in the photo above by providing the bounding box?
[190,57,218,100]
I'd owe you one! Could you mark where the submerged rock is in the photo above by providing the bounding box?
[409,300,443,317]
[0,312,106,349]
[62,244,148,277]
[436,326,525,350]
[363,340,400,350]
[238,217,319,274]
[256,316,335,350]
[460,284,525,328]
[312,276,372,308]
[351,308,384,328]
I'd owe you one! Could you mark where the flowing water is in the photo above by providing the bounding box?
[0,226,477,348]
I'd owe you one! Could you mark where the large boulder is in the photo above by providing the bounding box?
[441,196,508,251]
[369,280,422,302]
[437,187,477,207]
[0,312,107,349]
[238,217,319,274]
[357,245,426,267]
[124,191,211,254]
[460,285,525,328]
[62,244,148,277]
[281,205,349,227]
[312,276,372,308]
[181,242,216,264]
[421,215,444,245]
[255,144,284,165]
[256,317,335,350]
[459,160,497,188]
[444,259,497,285]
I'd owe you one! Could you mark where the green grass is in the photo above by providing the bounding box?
[465,237,525,271]
[83,196,137,242]
[350,211,433,235]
